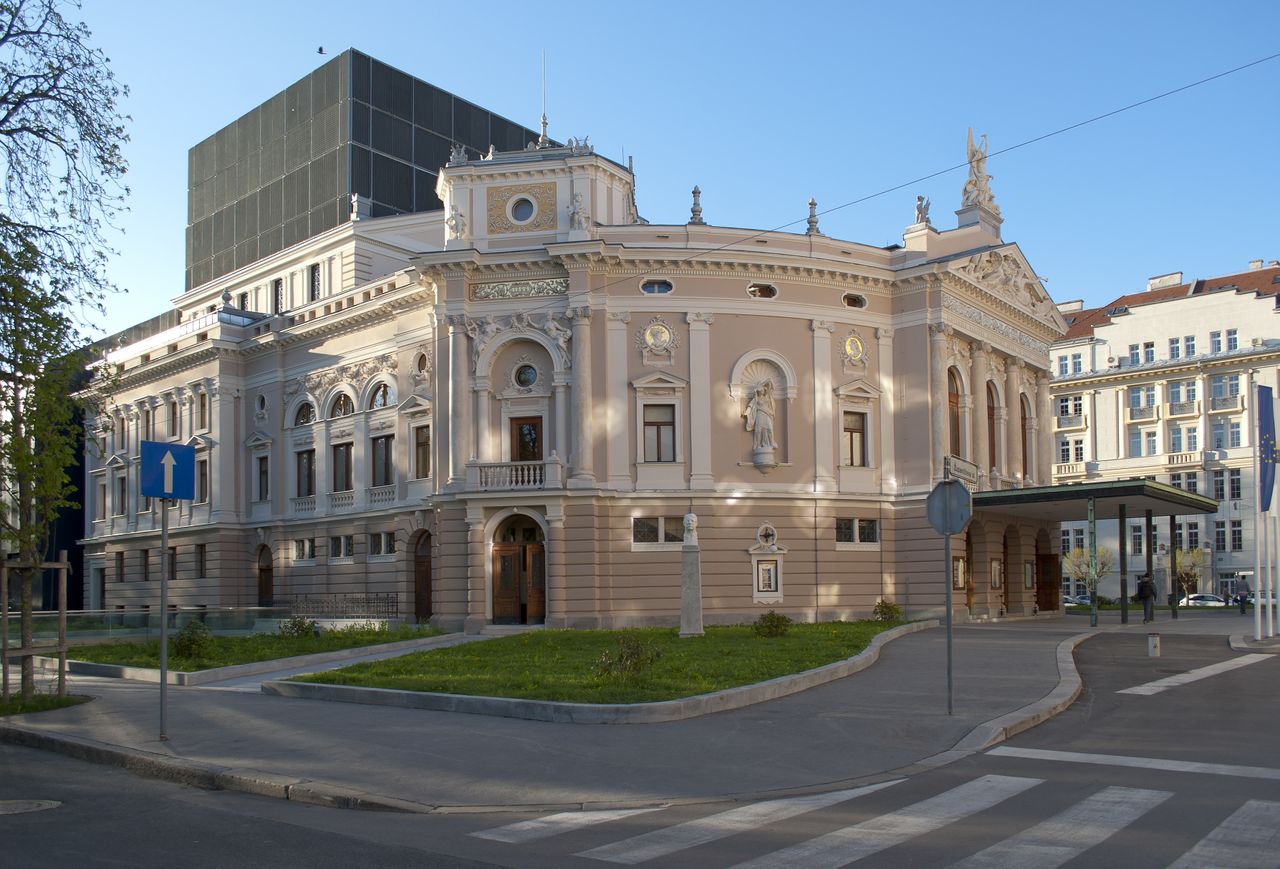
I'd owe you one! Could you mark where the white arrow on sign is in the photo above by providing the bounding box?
[161,450,177,495]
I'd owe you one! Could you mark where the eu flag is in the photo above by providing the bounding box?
[1260,386,1276,513]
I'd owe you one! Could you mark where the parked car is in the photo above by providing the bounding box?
[1247,591,1278,605]
[1062,594,1091,606]
[1179,593,1227,607]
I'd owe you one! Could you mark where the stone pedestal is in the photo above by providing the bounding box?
[751,446,778,473]
[680,542,704,638]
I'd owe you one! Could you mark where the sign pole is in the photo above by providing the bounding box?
[944,529,953,715]
[928,467,970,717]
[159,497,169,741]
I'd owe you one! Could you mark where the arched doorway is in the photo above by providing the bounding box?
[256,545,273,607]
[414,532,433,621]
[1035,528,1059,611]
[492,515,545,624]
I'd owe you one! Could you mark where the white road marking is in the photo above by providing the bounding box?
[988,747,1280,781]
[577,780,901,864]
[470,807,662,844]
[1117,653,1272,695]
[1168,800,1280,869]
[728,774,1042,869]
[950,786,1173,868]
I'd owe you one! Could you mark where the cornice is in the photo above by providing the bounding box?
[939,272,1062,342]
[1049,348,1280,391]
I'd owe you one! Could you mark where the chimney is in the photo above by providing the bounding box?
[1249,259,1264,270]
[1147,272,1183,291]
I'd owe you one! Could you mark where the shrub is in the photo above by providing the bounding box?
[172,619,214,659]
[753,610,792,638]
[278,615,319,639]
[594,635,662,679]
[332,620,386,635]
[872,598,903,622]
[1094,595,1114,607]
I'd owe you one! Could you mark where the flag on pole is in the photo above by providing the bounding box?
[1259,385,1276,513]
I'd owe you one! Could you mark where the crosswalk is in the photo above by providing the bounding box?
[468,774,1280,868]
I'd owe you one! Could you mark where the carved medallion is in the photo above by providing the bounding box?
[486,183,557,234]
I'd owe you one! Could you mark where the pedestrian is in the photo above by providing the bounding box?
[1237,582,1250,615]
[1137,573,1156,623]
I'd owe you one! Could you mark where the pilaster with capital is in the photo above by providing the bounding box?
[811,319,836,492]
[971,341,991,487]
[447,315,471,485]
[876,326,896,490]
[1036,372,1052,484]
[568,305,594,485]
[1004,359,1022,481]
[605,311,631,489]
[464,515,486,632]
[929,323,949,480]
[545,516,567,626]
[689,312,715,489]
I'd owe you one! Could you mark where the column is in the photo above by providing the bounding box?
[448,315,470,486]
[876,327,896,490]
[464,513,486,633]
[605,311,631,489]
[554,379,569,464]
[688,313,714,489]
[811,320,835,493]
[1005,359,1021,481]
[546,514,566,627]
[1154,381,1167,455]
[929,323,948,481]
[971,341,990,488]
[1036,372,1053,485]
[475,381,493,462]
[569,305,594,486]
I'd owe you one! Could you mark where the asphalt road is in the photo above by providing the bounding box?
[4,630,1277,868]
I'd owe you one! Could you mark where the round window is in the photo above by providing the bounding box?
[511,197,535,222]
[515,364,538,387]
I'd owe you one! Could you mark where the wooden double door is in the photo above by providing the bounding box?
[492,543,545,624]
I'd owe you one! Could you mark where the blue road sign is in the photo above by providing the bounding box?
[140,440,196,501]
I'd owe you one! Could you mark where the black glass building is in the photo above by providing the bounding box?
[185,50,543,291]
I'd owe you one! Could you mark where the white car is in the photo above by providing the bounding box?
[1179,593,1227,607]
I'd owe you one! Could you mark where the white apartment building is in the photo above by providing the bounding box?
[1051,261,1280,600]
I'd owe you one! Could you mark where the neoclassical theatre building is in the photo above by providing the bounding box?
[82,130,1068,629]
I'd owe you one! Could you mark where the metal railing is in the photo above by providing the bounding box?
[282,594,398,619]
[1210,394,1241,412]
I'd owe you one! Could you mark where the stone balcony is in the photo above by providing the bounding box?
[1055,414,1086,432]
[467,458,565,491]
[1125,404,1159,424]
[1209,394,1242,413]
[1166,400,1199,419]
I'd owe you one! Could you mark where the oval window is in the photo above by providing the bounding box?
[256,395,267,412]
[415,353,428,374]
[843,293,867,308]
[640,280,673,295]
[511,197,535,222]
[515,364,538,387]
[747,282,778,299]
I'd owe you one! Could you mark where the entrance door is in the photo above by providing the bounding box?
[414,533,433,621]
[1037,554,1060,611]
[510,417,543,461]
[491,541,546,625]
[256,547,273,607]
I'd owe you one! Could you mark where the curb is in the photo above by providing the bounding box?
[259,620,938,724]
[33,633,466,686]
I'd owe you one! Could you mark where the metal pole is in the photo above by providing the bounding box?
[1,562,8,701]
[1169,515,1179,619]
[1145,509,1154,611]
[1269,513,1277,638]
[160,498,169,741]
[1088,496,1098,627]
[1118,503,1129,624]
[57,550,67,698]
[944,531,953,716]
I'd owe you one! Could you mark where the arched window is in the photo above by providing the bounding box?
[1020,396,1031,479]
[368,383,391,410]
[330,394,354,418]
[987,382,999,471]
[294,402,315,426]
[948,370,961,457]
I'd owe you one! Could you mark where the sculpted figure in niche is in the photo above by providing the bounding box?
[743,379,777,450]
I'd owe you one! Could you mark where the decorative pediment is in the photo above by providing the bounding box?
[632,371,688,393]
[834,379,882,402]
[397,395,433,415]
[951,245,1066,330]
[186,434,215,451]
[105,452,128,469]
[244,431,273,450]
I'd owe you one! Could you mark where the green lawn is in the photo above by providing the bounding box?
[68,623,442,672]
[0,694,90,716]
[292,621,904,704]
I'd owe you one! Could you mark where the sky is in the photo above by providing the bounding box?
[77,0,1280,339]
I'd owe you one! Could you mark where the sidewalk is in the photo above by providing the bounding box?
[1,612,1270,812]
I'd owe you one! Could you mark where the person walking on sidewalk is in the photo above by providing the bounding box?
[1138,574,1156,623]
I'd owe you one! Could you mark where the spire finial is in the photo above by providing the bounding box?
[538,112,549,148]
[806,198,820,235]
[689,185,704,225]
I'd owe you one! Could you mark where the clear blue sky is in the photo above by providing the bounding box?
[79,0,1280,338]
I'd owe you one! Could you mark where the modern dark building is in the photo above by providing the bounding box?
[185,49,545,291]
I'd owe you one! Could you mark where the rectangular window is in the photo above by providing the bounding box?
[1212,420,1226,449]
[115,551,124,582]
[257,456,269,501]
[1145,430,1157,456]
[308,264,321,302]
[1229,468,1242,500]
[842,411,867,467]
[1057,396,1070,416]
[1174,522,1184,550]
[1128,386,1143,409]
[1143,342,1155,363]
[1226,329,1238,351]
[196,459,209,502]
[296,449,315,497]
[370,435,394,486]
[97,482,107,521]
[1058,439,1071,463]
[1215,521,1227,552]
[114,475,126,515]
[168,546,177,578]
[1128,344,1140,366]
[1072,439,1084,462]
[1231,520,1243,551]
[1187,522,1200,549]
[1170,472,1183,490]
[1169,337,1180,359]
[1128,427,1142,458]
[1210,331,1222,354]
[1057,356,1068,376]
[413,426,431,479]
[1184,336,1196,356]
[272,277,284,315]
[142,549,150,583]
[1169,426,1182,453]
[1144,385,1156,406]
[1061,529,1072,555]
[1073,529,1085,551]
[328,535,354,559]
[1186,472,1198,493]
[1187,427,1198,451]
[332,443,353,491]
[631,516,683,544]
[368,532,396,556]
[293,538,315,561]
[1070,353,1082,374]
[1168,381,1182,403]
[1229,421,1242,449]
[198,393,208,430]
[643,404,676,463]
[1213,470,1226,500]
[195,543,207,578]
[857,519,879,544]
[1131,524,1144,556]
[141,408,153,440]
[836,518,880,545]
[1186,380,1198,401]
[170,400,180,437]
[238,292,249,310]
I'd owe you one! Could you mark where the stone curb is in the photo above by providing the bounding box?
[259,620,939,724]
[34,633,465,686]
[1228,633,1280,653]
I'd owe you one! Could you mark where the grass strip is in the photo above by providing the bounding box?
[67,623,442,672]
[0,694,90,716]
[292,621,903,704]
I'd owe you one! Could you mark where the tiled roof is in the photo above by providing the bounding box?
[1059,266,1280,339]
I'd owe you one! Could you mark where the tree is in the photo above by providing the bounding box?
[1063,546,1115,627]
[1172,547,1207,601]
[0,0,129,316]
